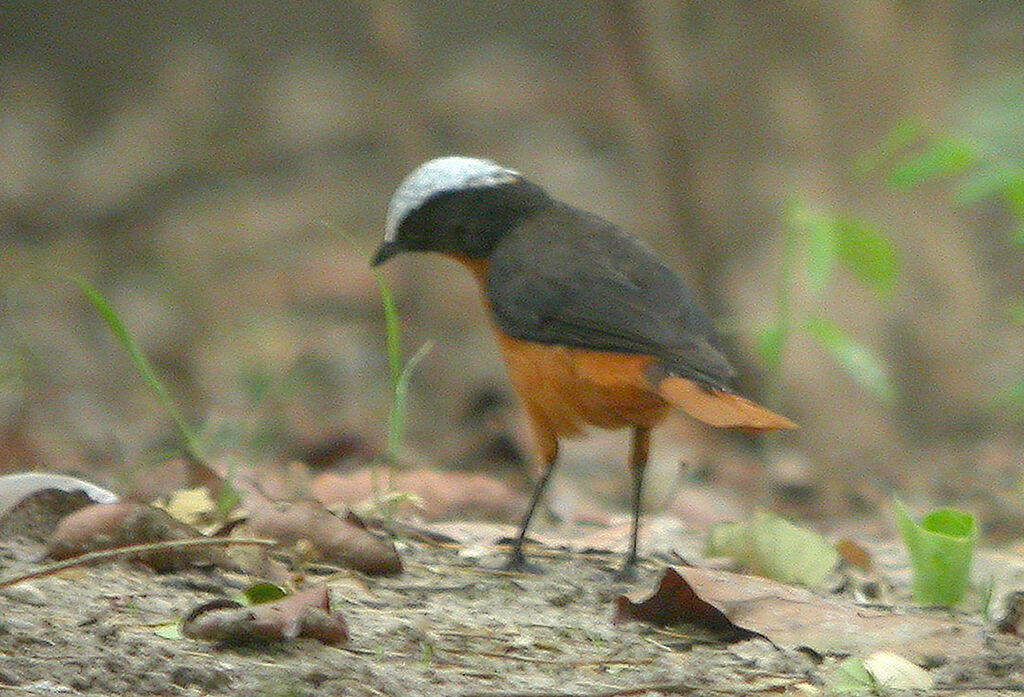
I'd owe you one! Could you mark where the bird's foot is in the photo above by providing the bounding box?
[501,550,543,574]
[613,556,639,582]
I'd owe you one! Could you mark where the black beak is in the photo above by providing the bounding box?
[371,241,399,267]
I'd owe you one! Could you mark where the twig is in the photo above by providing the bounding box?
[460,681,799,697]
[0,537,277,588]
[459,683,704,697]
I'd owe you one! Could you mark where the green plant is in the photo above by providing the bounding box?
[860,118,1024,422]
[894,499,977,606]
[859,118,1024,244]
[332,228,433,460]
[758,198,898,404]
[333,227,433,517]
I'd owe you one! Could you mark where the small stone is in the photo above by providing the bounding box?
[1,583,47,606]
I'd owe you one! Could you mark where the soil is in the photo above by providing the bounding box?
[0,525,1021,697]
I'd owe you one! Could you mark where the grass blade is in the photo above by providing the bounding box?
[76,278,205,461]
[387,340,433,456]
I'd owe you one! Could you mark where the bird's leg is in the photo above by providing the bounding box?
[505,438,559,572]
[619,425,651,579]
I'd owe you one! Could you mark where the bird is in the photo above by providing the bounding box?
[372,156,796,575]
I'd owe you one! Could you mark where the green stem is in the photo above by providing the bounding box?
[76,277,206,462]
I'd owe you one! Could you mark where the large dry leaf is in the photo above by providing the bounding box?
[246,495,402,575]
[310,468,526,521]
[616,567,985,661]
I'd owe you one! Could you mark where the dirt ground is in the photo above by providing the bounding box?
[1,518,1022,697]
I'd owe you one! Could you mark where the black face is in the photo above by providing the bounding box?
[372,180,550,266]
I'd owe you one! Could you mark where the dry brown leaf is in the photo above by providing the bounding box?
[246,494,402,575]
[182,584,348,645]
[47,503,235,572]
[616,567,986,661]
[310,468,526,522]
[836,538,873,571]
[614,564,743,637]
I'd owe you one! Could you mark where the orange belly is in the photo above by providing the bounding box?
[495,333,669,438]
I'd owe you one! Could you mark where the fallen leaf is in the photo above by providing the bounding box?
[707,510,839,588]
[182,584,348,645]
[616,567,986,661]
[613,565,747,637]
[246,494,402,575]
[0,472,119,518]
[310,468,526,522]
[828,656,874,696]
[47,503,235,571]
[836,538,873,572]
[240,582,289,605]
[862,651,934,692]
[157,487,219,527]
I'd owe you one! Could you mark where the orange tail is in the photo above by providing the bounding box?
[657,376,797,431]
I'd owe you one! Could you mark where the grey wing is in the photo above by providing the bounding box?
[486,220,736,389]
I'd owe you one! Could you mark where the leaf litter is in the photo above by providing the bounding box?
[0,477,1021,695]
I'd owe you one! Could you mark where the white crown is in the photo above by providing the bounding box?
[385,156,520,241]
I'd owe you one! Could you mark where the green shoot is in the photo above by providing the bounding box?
[330,222,434,517]
[866,118,1024,245]
[803,317,895,403]
[373,266,404,397]
[76,278,207,463]
[894,499,977,606]
[863,120,1024,423]
[386,339,433,457]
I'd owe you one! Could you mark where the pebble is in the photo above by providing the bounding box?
[1,583,48,606]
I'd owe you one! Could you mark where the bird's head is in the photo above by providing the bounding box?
[372,156,546,265]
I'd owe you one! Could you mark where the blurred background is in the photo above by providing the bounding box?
[1,1,1022,535]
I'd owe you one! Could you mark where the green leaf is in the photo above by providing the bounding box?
[706,521,747,561]
[854,119,924,177]
[834,217,899,298]
[216,478,242,518]
[894,499,977,606]
[888,137,975,189]
[153,621,184,640]
[804,213,838,297]
[956,165,1024,204]
[804,317,896,403]
[374,269,403,393]
[1002,180,1024,246]
[756,323,785,371]
[386,340,434,455]
[706,510,839,589]
[239,582,288,606]
[827,656,874,697]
